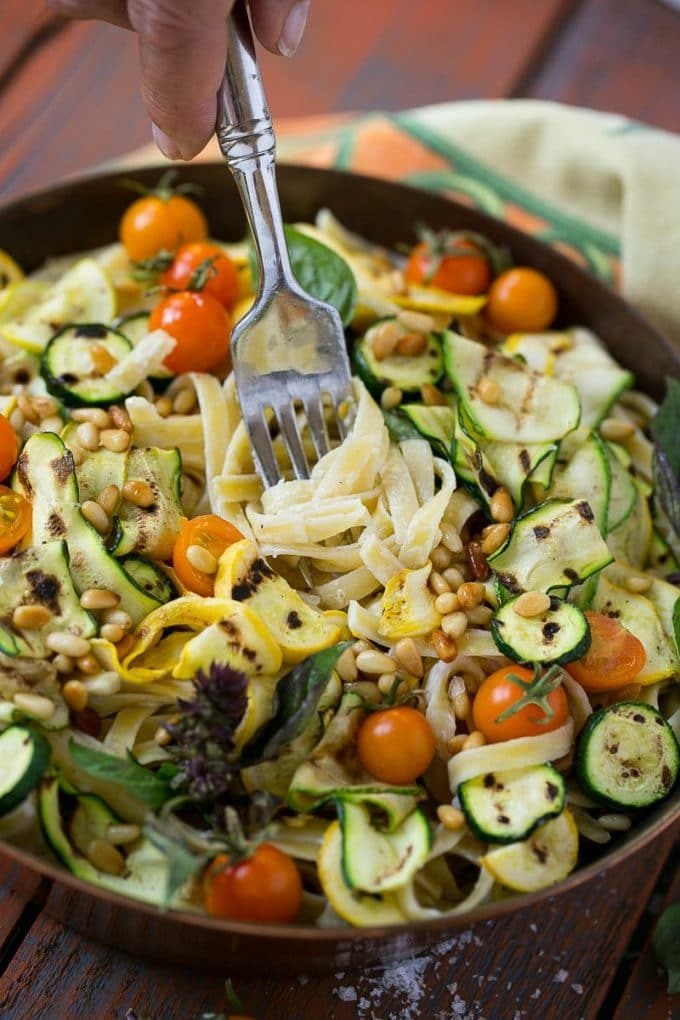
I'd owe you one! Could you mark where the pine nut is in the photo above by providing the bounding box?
[430,544,452,571]
[380,386,403,411]
[462,730,486,750]
[443,566,465,590]
[395,332,428,357]
[71,407,111,428]
[478,375,501,405]
[186,543,218,575]
[173,388,197,415]
[355,649,398,675]
[115,634,136,659]
[397,309,435,333]
[434,592,459,615]
[378,672,399,695]
[9,408,23,431]
[421,383,447,407]
[446,734,467,754]
[53,654,74,674]
[429,571,451,595]
[32,395,59,419]
[106,823,141,845]
[154,725,172,746]
[432,629,457,662]
[62,679,89,712]
[513,591,551,618]
[467,540,490,580]
[442,611,469,640]
[393,638,424,679]
[122,479,155,508]
[597,814,632,832]
[100,623,125,643]
[87,839,125,876]
[103,609,132,630]
[46,632,91,658]
[12,604,52,630]
[81,500,110,534]
[136,379,155,401]
[80,588,120,611]
[600,417,635,441]
[352,639,372,655]
[155,395,173,417]
[109,404,133,432]
[100,428,131,452]
[370,320,403,360]
[452,689,471,721]
[17,393,37,423]
[457,582,485,609]
[482,523,510,556]
[440,522,463,554]
[625,575,652,594]
[76,421,100,451]
[335,646,358,684]
[91,343,118,375]
[40,415,64,433]
[84,672,122,696]
[490,487,514,524]
[13,692,56,720]
[76,654,100,675]
[97,484,120,515]
[466,605,493,626]
[437,805,466,831]
[69,445,84,466]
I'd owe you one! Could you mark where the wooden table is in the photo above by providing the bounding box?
[1,1,679,1017]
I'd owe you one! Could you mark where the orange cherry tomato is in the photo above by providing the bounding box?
[149,290,232,374]
[472,664,569,744]
[0,415,18,481]
[405,239,491,295]
[120,194,208,261]
[566,611,646,692]
[485,267,558,334]
[0,486,31,555]
[172,514,244,596]
[160,242,240,311]
[203,845,303,923]
[357,706,435,785]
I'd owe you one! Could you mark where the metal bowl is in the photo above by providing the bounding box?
[0,164,678,975]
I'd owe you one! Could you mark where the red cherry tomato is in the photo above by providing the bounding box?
[160,242,240,310]
[203,845,303,923]
[405,238,491,295]
[472,665,569,743]
[566,612,646,692]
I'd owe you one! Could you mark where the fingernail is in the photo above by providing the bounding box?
[152,123,183,161]
[278,0,309,57]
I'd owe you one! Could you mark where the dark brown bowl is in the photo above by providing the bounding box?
[0,164,678,975]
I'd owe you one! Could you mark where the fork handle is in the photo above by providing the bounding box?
[216,0,295,295]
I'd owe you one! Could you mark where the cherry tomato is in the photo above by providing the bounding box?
[472,664,569,743]
[485,267,558,333]
[357,706,435,785]
[566,611,646,692]
[405,239,491,295]
[160,242,240,311]
[172,514,244,596]
[149,290,232,374]
[120,194,208,261]
[0,486,31,555]
[0,415,18,481]
[203,844,303,923]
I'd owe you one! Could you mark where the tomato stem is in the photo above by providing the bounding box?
[494,663,564,726]
[122,170,203,203]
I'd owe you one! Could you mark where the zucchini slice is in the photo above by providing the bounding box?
[548,432,610,533]
[121,556,177,604]
[0,725,50,817]
[590,573,677,683]
[480,809,579,892]
[74,447,128,506]
[399,404,455,460]
[488,498,612,597]
[110,447,183,561]
[603,441,637,534]
[41,324,132,407]
[459,765,565,844]
[352,322,443,397]
[491,597,590,665]
[339,801,431,893]
[646,527,680,578]
[443,330,580,443]
[575,702,679,808]
[317,819,406,926]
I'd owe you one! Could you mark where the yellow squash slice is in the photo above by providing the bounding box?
[480,810,579,892]
[317,820,406,927]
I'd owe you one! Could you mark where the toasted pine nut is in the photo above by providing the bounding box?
[155,395,174,417]
[91,343,118,374]
[440,521,463,553]
[76,421,100,451]
[31,395,59,419]
[62,679,89,712]
[106,823,141,845]
[17,393,38,423]
[452,689,470,721]
[446,734,467,754]
[457,581,485,609]
[429,571,451,596]
[434,592,459,616]
[597,814,632,832]
[154,725,172,746]
[395,332,428,357]
[12,604,52,630]
[393,637,424,679]
[100,428,131,452]
[380,386,403,411]
[356,649,398,675]
[490,487,514,524]
[71,407,111,428]
[173,388,197,415]
[421,383,447,407]
[397,309,435,333]
[443,566,465,590]
[81,500,110,534]
[106,407,131,436]
[186,543,218,575]
[478,376,501,405]
[600,417,635,441]
[40,415,64,433]
[432,629,457,662]
[482,523,510,556]
[513,591,551,618]
[462,730,486,750]
[97,484,120,516]
[103,609,132,630]
[80,588,120,611]
[46,631,91,658]
[335,647,358,684]
[84,672,122,696]
[370,320,403,360]
[442,611,469,640]
[87,839,125,876]
[53,654,74,674]
[122,478,155,508]
[625,575,652,594]
[13,692,56,720]
[430,544,452,571]
[100,623,125,643]
[76,654,100,676]
[437,805,466,831]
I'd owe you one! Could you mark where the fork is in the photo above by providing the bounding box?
[215,0,353,489]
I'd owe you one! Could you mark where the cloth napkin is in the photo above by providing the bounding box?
[127,99,680,352]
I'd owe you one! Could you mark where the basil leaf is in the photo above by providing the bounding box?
[382,409,422,445]
[69,740,172,808]
[242,642,352,766]
[651,381,680,537]
[653,902,680,994]
[249,227,357,326]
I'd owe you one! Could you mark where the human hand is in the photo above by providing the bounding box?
[47,1,310,160]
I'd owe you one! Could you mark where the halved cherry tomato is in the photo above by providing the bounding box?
[120,193,208,261]
[203,844,302,923]
[472,664,569,743]
[357,706,435,785]
[405,238,491,295]
[149,290,232,374]
[160,242,240,310]
[566,611,646,692]
[0,415,18,481]
[0,486,31,555]
[172,514,243,596]
[485,267,558,333]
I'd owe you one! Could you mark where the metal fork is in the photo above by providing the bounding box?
[215,0,353,488]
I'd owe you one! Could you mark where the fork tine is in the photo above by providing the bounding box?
[303,392,330,460]
[245,409,282,488]
[277,402,310,480]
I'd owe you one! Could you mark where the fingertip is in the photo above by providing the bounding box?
[151,123,183,161]
[277,0,310,56]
